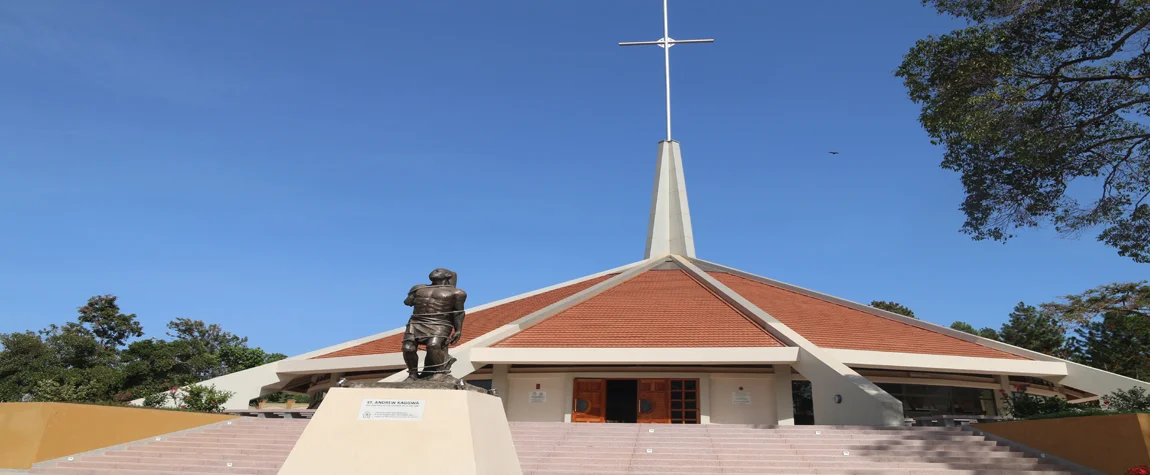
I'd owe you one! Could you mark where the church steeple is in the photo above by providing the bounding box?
[619,0,711,258]
[645,140,695,258]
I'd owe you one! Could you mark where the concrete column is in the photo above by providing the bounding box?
[994,375,1012,415]
[773,365,795,426]
[562,374,574,423]
[491,364,510,410]
[699,376,711,424]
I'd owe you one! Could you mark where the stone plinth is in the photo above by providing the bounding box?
[277,387,521,475]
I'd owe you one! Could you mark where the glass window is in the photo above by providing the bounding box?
[468,380,492,390]
[879,383,997,418]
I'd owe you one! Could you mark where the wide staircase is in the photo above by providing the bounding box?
[29,417,307,475]
[511,422,1084,474]
[28,419,1085,475]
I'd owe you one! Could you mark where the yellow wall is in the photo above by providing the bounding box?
[975,414,1150,475]
[0,402,237,469]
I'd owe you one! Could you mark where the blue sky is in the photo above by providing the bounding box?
[1,1,1144,355]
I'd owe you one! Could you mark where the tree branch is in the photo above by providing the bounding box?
[1053,16,1150,75]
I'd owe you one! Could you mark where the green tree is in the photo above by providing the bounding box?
[870,300,916,319]
[0,295,288,405]
[1041,281,1150,326]
[76,295,144,349]
[1043,281,1150,379]
[897,0,1150,263]
[0,332,58,402]
[166,318,246,354]
[218,345,286,374]
[950,321,1000,340]
[1068,312,1150,380]
[1000,302,1067,356]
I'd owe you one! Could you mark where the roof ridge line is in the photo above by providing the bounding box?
[686,256,1038,361]
[670,255,906,426]
[377,256,671,382]
[674,263,783,345]
[300,259,647,361]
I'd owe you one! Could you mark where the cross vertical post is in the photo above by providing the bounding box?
[620,0,714,142]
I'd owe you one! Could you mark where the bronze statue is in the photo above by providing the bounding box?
[401,268,467,382]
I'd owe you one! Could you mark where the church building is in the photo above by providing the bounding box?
[189,4,1149,427]
[196,137,1147,427]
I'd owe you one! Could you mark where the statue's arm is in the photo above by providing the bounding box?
[404,285,425,307]
[450,290,467,342]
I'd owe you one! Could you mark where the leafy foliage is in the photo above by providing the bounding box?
[166,318,247,354]
[261,392,311,404]
[1102,386,1150,412]
[1000,302,1067,356]
[898,0,1150,262]
[1042,281,1150,379]
[77,295,144,349]
[950,321,1001,340]
[175,384,235,413]
[1041,281,1150,326]
[1069,311,1150,380]
[0,294,283,410]
[1000,390,1076,418]
[870,300,916,318]
[31,379,105,403]
[142,391,168,408]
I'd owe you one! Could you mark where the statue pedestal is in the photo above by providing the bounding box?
[277,387,522,475]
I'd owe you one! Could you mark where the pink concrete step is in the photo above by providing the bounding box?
[30,420,1086,475]
[30,418,310,475]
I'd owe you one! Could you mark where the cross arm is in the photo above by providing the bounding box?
[618,38,715,47]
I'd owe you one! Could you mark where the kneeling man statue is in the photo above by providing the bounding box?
[402,268,467,382]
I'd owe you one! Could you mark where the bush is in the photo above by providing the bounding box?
[32,379,103,403]
[1103,387,1150,412]
[1021,408,1113,420]
[173,384,234,413]
[142,391,168,408]
[1001,390,1076,418]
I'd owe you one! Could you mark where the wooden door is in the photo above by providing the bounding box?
[572,379,606,423]
[637,379,671,423]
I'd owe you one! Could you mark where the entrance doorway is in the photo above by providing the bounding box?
[572,378,699,424]
[605,380,638,423]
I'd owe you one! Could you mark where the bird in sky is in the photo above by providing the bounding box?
[828,152,840,155]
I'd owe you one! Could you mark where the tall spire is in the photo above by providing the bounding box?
[620,0,712,258]
[645,140,695,258]
[619,0,714,141]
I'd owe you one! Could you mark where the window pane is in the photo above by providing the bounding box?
[685,380,697,390]
[671,380,683,390]
[685,401,697,409]
[672,410,683,419]
[671,401,683,409]
[672,391,683,399]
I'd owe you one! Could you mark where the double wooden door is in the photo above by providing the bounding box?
[571,378,671,423]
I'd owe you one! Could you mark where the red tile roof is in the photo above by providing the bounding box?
[493,270,785,348]
[712,273,1027,360]
[312,274,616,359]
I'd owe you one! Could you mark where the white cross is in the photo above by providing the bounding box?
[619,0,714,142]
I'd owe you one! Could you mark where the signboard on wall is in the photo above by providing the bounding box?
[358,399,425,421]
[529,391,547,403]
[732,391,752,405]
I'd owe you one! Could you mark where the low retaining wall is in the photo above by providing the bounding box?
[0,402,237,470]
[974,413,1150,475]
